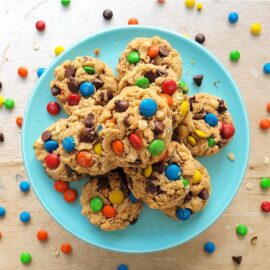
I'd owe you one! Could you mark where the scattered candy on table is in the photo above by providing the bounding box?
[260,177,270,189]
[20,211,31,223]
[37,229,48,241]
[230,50,240,62]
[193,74,204,86]
[204,241,216,253]
[0,206,6,217]
[16,116,23,128]
[185,0,196,8]
[259,119,270,129]
[263,63,270,74]
[250,23,262,35]
[195,33,205,44]
[18,66,28,78]
[103,9,113,20]
[63,188,77,203]
[61,242,72,254]
[261,201,270,212]
[0,95,4,106]
[236,224,248,236]
[61,0,71,7]
[47,101,61,115]
[228,12,239,24]
[54,180,69,193]
[20,252,32,264]
[128,18,139,25]
[37,67,46,77]
[36,20,46,31]
[19,181,30,192]
[0,81,2,89]
[54,46,65,56]
[196,2,203,10]
[232,256,242,265]
[267,102,270,112]
[4,98,15,109]
[157,0,165,3]
[118,264,129,270]
[179,80,189,94]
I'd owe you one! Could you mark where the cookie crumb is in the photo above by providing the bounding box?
[263,156,269,164]
[33,41,40,51]
[94,48,100,55]
[53,247,60,256]
[228,152,235,161]
[213,80,220,89]
[246,182,253,190]
[232,256,242,265]
[251,68,258,78]
[251,235,258,245]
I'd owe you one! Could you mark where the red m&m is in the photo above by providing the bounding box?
[220,123,235,139]
[45,153,60,169]
[36,20,46,31]
[47,102,61,115]
[162,80,177,95]
[67,94,80,106]
[129,133,142,150]
[261,201,270,212]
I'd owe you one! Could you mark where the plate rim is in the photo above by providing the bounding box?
[22,25,250,253]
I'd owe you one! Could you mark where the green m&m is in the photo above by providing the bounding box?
[127,51,140,64]
[182,178,189,187]
[4,98,15,109]
[20,252,32,264]
[148,139,165,156]
[83,66,95,74]
[135,77,149,89]
[61,0,71,6]
[236,224,248,236]
[260,177,270,189]
[230,50,240,62]
[90,196,103,212]
[179,80,189,94]
[208,137,215,147]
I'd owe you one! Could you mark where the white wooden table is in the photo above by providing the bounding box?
[0,1,270,269]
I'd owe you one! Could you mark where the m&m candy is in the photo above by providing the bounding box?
[4,98,15,109]
[109,190,124,204]
[236,224,248,236]
[230,50,240,62]
[44,140,59,153]
[129,192,138,203]
[129,133,142,150]
[162,80,177,95]
[67,94,80,106]
[127,51,140,64]
[204,241,216,253]
[204,113,218,127]
[165,164,181,180]
[83,66,95,74]
[148,139,165,156]
[37,67,45,77]
[54,46,65,56]
[118,264,129,270]
[111,140,124,156]
[102,205,117,218]
[63,189,77,203]
[79,82,95,97]
[261,201,270,212]
[62,137,75,152]
[221,123,235,139]
[179,80,189,94]
[20,252,32,264]
[61,0,71,6]
[54,180,69,193]
[37,229,48,241]
[36,20,46,31]
[45,153,60,169]
[0,207,6,217]
[185,0,195,8]
[176,208,191,221]
[263,63,270,74]
[139,98,157,117]
[19,181,30,192]
[61,242,72,254]
[144,164,152,177]
[90,197,103,212]
[208,137,215,147]
[250,23,262,35]
[18,66,28,78]
[192,169,201,184]
[20,211,31,223]
[228,12,239,24]
[128,18,139,25]
[148,45,160,58]
[135,77,150,89]
[47,102,61,115]
[260,177,270,189]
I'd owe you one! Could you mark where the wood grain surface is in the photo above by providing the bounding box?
[0,0,270,269]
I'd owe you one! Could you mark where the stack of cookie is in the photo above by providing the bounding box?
[34,36,235,231]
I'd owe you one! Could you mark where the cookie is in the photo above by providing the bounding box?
[33,119,82,181]
[50,56,118,115]
[176,93,235,157]
[118,64,189,128]
[99,86,173,167]
[80,169,142,231]
[161,160,211,220]
[124,142,204,209]
[57,106,116,175]
[117,36,182,80]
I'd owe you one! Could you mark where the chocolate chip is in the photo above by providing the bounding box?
[194,108,206,119]
[131,160,142,165]
[0,81,2,89]
[98,176,109,189]
[51,86,61,96]
[184,192,193,203]
[0,132,4,142]
[198,189,209,200]
[232,256,242,265]
[159,46,169,57]
[84,113,94,128]
[144,71,156,83]
[103,9,113,20]
[79,128,97,142]
[156,69,168,77]
[65,164,79,177]
[195,33,205,44]
[218,99,227,113]
[65,65,76,77]
[193,74,204,86]
[146,175,158,181]
[152,162,165,173]
[123,115,130,127]
[153,120,164,135]
[67,78,79,92]
[106,89,113,100]
[172,129,178,141]
[92,78,104,90]
[130,218,138,225]
[114,100,129,112]
[41,130,51,142]
[189,96,197,111]
[146,182,157,194]
[217,140,226,148]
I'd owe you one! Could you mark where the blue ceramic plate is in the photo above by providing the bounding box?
[22,26,249,253]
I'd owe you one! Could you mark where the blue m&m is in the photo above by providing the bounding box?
[129,192,138,203]
[62,137,75,152]
[176,208,191,221]
[79,82,95,97]
[228,12,239,24]
[204,113,218,127]
[0,206,6,217]
[204,241,216,253]
[37,67,46,77]
[20,211,31,223]
[139,98,157,117]
[19,181,30,192]
[165,164,181,180]
[44,140,59,153]
[263,63,270,74]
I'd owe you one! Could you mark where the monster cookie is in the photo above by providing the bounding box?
[118,64,189,128]
[50,56,118,115]
[117,36,182,80]
[57,106,116,175]
[161,160,211,221]
[176,93,235,157]
[99,86,173,167]
[80,169,142,231]
[34,119,82,181]
[124,142,205,209]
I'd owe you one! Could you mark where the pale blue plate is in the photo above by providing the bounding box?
[22,26,250,253]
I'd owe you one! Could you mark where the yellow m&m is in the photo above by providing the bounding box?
[179,100,189,117]
[250,23,262,35]
[185,0,195,8]
[187,135,197,146]
[0,96,4,106]
[109,190,124,205]
[192,169,201,184]
[195,129,207,138]
[54,46,65,56]
[144,165,153,177]
[94,143,102,155]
